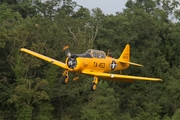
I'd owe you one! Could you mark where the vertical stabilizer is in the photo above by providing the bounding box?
[118,44,130,62]
[118,44,143,67]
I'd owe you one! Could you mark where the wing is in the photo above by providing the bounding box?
[20,48,68,69]
[82,70,162,82]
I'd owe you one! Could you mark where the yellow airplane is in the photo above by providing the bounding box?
[20,44,162,91]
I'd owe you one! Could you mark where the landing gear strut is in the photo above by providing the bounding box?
[90,77,98,91]
[61,70,69,84]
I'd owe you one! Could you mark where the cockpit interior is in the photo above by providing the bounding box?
[71,49,106,58]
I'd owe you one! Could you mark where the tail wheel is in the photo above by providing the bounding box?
[90,83,97,91]
[62,76,68,84]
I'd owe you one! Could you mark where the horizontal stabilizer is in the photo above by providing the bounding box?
[120,61,143,67]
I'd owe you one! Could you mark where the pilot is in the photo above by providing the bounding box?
[108,52,113,58]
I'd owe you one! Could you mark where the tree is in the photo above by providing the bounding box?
[80,81,120,120]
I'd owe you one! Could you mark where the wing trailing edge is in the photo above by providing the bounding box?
[82,70,162,82]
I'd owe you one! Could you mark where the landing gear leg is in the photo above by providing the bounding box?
[61,70,69,84]
[90,77,98,91]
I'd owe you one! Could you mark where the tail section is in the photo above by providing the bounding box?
[119,44,130,62]
[118,44,143,67]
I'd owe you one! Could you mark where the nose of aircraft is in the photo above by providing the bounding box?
[67,56,77,69]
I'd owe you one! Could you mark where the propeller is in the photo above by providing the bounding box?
[63,46,77,69]
[63,46,71,57]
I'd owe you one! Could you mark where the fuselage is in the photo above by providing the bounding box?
[66,56,129,73]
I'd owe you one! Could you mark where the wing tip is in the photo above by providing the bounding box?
[20,48,26,52]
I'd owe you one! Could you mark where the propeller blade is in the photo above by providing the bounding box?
[63,46,71,57]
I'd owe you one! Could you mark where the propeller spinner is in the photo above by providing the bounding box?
[67,57,77,69]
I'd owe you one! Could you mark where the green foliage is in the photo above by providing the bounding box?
[0,0,180,119]
[172,108,180,120]
[16,105,33,120]
[35,102,54,120]
[80,81,120,120]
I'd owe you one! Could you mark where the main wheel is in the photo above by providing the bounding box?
[62,76,68,84]
[90,83,97,91]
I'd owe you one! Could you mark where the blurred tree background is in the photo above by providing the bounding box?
[0,0,180,119]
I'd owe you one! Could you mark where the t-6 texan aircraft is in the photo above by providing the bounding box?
[20,44,162,91]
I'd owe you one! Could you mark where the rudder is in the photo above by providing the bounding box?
[118,44,130,62]
[118,44,143,67]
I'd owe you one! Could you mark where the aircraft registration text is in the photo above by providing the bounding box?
[93,62,105,68]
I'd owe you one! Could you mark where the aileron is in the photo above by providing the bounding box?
[82,70,162,82]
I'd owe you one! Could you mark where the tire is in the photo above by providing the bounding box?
[62,76,68,84]
[90,83,97,91]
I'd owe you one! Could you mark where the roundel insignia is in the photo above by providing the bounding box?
[110,60,117,70]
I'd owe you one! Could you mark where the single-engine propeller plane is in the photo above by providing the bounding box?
[20,44,162,91]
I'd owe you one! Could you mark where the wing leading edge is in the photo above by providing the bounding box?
[82,70,162,82]
[20,48,68,69]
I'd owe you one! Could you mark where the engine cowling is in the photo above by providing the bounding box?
[67,56,77,69]
[66,56,82,72]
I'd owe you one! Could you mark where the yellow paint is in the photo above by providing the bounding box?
[20,44,162,83]
[63,46,69,50]
[73,76,79,81]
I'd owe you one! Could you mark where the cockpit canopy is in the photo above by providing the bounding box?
[85,49,106,58]
[71,49,106,58]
